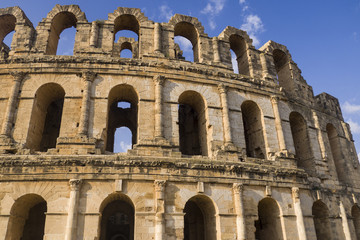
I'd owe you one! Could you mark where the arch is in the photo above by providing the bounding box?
[26,83,65,152]
[5,194,47,240]
[98,193,135,240]
[326,123,346,183]
[0,14,16,49]
[352,205,360,240]
[241,100,266,159]
[178,90,208,156]
[312,200,332,240]
[183,194,218,240]
[106,84,138,152]
[255,197,284,240]
[229,34,249,75]
[289,112,314,174]
[273,49,293,90]
[173,22,199,62]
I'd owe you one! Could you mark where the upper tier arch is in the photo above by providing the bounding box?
[43,4,87,23]
[218,26,253,47]
[168,14,207,37]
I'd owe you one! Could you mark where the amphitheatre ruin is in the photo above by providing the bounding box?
[0,4,359,240]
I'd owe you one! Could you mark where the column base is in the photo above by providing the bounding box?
[56,135,101,155]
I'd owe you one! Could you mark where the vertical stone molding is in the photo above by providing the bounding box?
[154,23,162,54]
[246,48,254,78]
[218,84,233,146]
[212,37,221,63]
[292,187,307,240]
[270,96,287,151]
[78,71,96,136]
[233,183,246,240]
[265,185,272,197]
[153,75,165,139]
[89,21,98,47]
[260,53,270,79]
[154,180,166,240]
[312,110,327,160]
[339,201,352,240]
[1,71,27,137]
[65,179,82,240]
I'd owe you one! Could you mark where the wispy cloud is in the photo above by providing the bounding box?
[343,101,360,115]
[159,4,173,21]
[239,0,246,4]
[201,0,226,30]
[119,141,132,152]
[241,14,264,46]
[231,51,238,73]
[175,37,193,52]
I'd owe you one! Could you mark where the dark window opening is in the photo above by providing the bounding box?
[255,198,283,240]
[229,34,249,75]
[174,22,199,62]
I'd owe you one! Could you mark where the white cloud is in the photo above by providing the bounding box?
[240,14,264,46]
[348,119,360,134]
[120,141,132,152]
[239,0,246,3]
[231,52,238,73]
[358,152,360,161]
[343,101,360,115]
[159,5,173,21]
[201,0,226,30]
[175,37,193,52]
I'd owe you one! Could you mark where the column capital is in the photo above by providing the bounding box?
[153,75,165,86]
[292,187,300,199]
[69,179,82,191]
[154,180,166,192]
[218,83,228,94]
[82,71,97,82]
[270,95,279,104]
[10,71,27,82]
[233,183,244,194]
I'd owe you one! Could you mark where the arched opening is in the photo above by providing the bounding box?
[326,123,346,183]
[229,34,249,75]
[178,91,208,156]
[174,36,193,62]
[273,49,293,91]
[114,15,139,56]
[352,205,360,240]
[241,100,266,159]
[289,112,314,174]
[113,126,132,153]
[56,26,76,55]
[255,198,283,240]
[5,194,47,240]
[230,49,238,74]
[174,22,199,62]
[120,42,132,58]
[106,85,138,153]
[46,12,77,55]
[99,193,135,240]
[312,200,331,240]
[183,195,217,240]
[115,30,138,43]
[26,83,65,152]
[0,14,16,54]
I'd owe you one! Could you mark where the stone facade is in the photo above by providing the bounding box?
[0,4,359,240]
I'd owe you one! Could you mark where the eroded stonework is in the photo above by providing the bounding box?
[0,4,359,240]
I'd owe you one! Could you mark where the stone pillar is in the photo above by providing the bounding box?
[154,180,166,240]
[312,110,327,160]
[270,96,286,151]
[260,53,270,79]
[218,84,233,146]
[246,48,254,78]
[65,179,82,240]
[78,71,96,136]
[212,37,221,63]
[1,72,26,137]
[233,183,246,240]
[90,22,98,47]
[154,75,165,139]
[154,23,162,54]
[340,200,352,240]
[292,187,307,240]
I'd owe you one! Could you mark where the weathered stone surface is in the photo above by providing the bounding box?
[0,4,359,240]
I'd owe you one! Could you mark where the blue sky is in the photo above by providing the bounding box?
[1,0,360,156]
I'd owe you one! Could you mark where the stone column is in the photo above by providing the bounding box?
[246,48,254,78]
[78,71,96,136]
[233,183,246,240]
[154,75,165,139]
[154,180,166,240]
[339,200,352,240]
[90,22,98,47]
[154,23,162,54]
[218,84,233,146]
[1,72,26,137]
[270,96,286,151]
[260,53,270,79]
[312,110,327,160]
[212,37,221,63]
[292,187,307,240]
[65,179,82,240]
